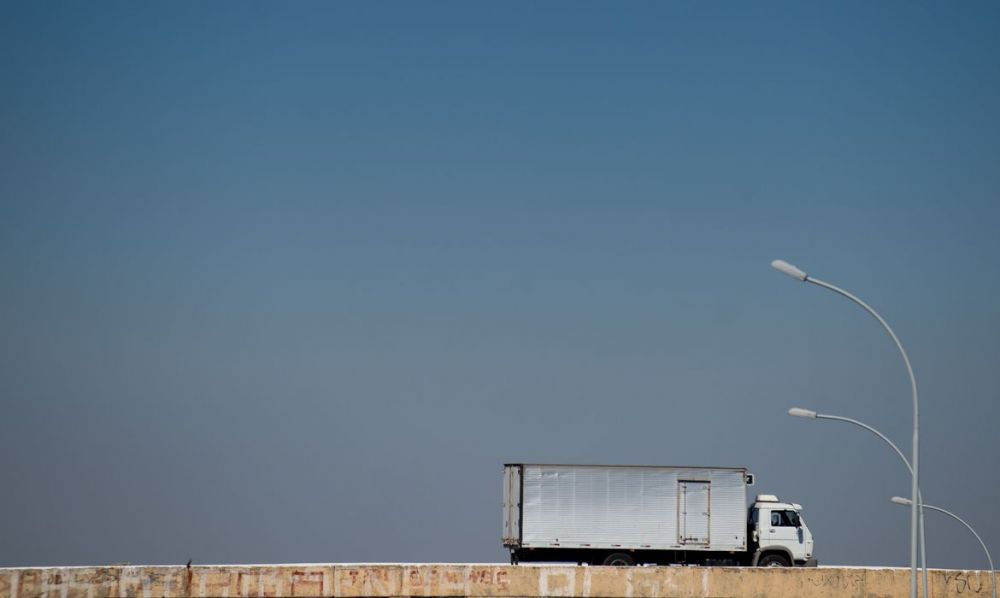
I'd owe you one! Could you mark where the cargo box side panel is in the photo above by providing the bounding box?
[521,465,681,549]
[707,469,747,551]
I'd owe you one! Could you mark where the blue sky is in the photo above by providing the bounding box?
[1,2,998,568]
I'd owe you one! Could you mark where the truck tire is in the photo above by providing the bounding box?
[758,553,790,567]
[602,553,635,566]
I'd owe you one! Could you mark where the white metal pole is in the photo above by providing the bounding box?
[772,260,920,598]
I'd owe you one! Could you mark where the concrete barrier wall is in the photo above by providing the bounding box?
[0,564,994,598]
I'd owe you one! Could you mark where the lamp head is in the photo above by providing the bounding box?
[891,496,913,506]
[771,259,808,281]
[788,407,818,419]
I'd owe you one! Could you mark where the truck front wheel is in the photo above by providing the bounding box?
[601,553,635,566]
[758,554,790,567]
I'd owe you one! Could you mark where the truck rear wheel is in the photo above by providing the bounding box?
[601,553,635,566]
[758,553,790,567]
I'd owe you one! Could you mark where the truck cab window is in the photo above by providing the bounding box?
[771,510,798,527]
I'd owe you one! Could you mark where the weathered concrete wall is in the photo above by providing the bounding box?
[0,564,994,598]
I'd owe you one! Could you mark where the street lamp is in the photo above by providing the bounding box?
[788,407,928,596]
[892,497,996,598]
[772,259,921,598]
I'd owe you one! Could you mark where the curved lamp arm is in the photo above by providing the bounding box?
[892,497,997,598]
[788,407,928,597]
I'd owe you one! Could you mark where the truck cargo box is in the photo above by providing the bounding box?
[503,464,749,553]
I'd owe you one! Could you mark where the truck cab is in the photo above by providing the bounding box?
[749,494,817,567]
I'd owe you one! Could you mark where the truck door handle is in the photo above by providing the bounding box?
[769,529,775,533]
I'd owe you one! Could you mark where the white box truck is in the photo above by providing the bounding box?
[502,463,816,567]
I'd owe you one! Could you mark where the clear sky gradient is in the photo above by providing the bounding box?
[1,2,998,569]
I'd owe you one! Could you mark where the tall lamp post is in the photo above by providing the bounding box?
[788,407,928,596]
[771,259,920,598]
[892,497,996,598]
